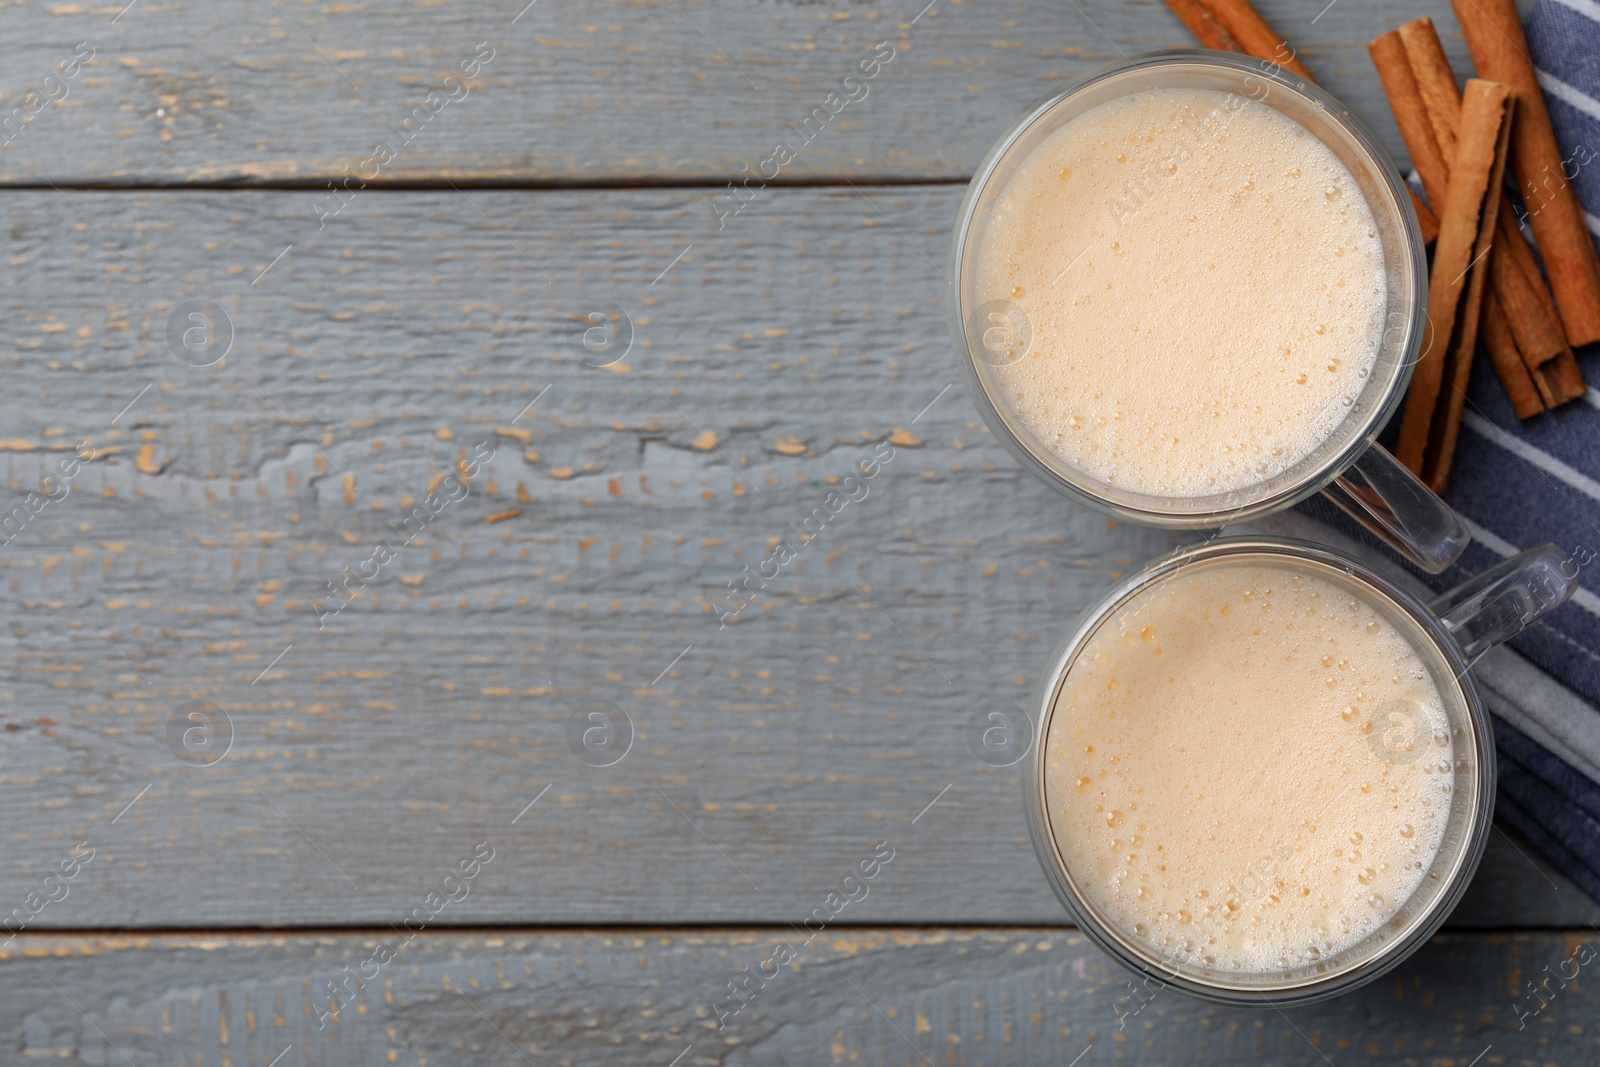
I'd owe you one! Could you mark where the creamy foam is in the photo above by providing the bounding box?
[1044,559,1454,975]
[974,88,1387,498]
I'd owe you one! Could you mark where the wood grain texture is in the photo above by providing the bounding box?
[0,186,1594,929]
[2,928,1596,1065]
[0,0,1473,185]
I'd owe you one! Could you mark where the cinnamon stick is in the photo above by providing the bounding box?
[1472,267,1536,412]
[1399,16,1564,371]
[1369,30,1450,210]
[1398,19,1460,166]
[1427,86,1514,491]
[1543,337,1591,402]
[1492,207,1567,371]
[1161,0,1243,52]
[1395,79,1512,487]
[1411,188,1440,245]
[1504,215,1589,406]
[1481,296,1546,418]
[1411,9,1587,391]
[1452,0,1600,345]
[1376,17,1587,416]
[1501,206,1585,401]
[1203,0,1315,80]
[1505,207,1567,334]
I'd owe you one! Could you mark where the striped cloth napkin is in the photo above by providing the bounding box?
[1295,0,1600,903]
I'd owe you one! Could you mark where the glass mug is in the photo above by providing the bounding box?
[1023,536,1576,1006]
[948,50,1469,573]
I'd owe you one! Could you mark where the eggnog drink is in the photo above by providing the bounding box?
[1044,558,1453,974]
[974,88,1388,498]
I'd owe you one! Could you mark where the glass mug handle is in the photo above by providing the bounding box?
[1430,543,1577,661]
[1320,444,1471,574]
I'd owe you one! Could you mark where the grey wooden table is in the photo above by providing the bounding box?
[2,0,1598,1063]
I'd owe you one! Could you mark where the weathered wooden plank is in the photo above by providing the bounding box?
[0,0,1468,185]
[1,928,1594,1065]
[0,186,1594,930]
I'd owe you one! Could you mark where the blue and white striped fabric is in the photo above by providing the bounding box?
[1306,0,1600,902]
